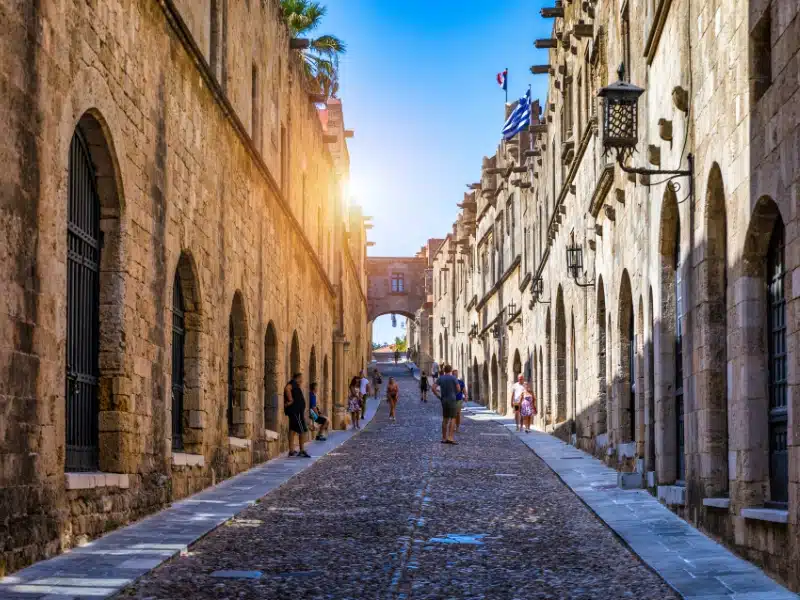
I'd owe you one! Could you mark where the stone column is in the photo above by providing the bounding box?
[332,335,347,430]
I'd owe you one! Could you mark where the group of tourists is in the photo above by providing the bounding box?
[510,373,537,433]
[283,373,331,458]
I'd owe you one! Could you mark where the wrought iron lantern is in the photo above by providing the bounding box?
[598,64,694,202]
[440,316,446,327]
[469,323,478,337]
[597,65,645,160]
[508,300,517,315]
[492,322,502,339]
[566,243,583,279]
[532,276,544,296]
[391,313,397,327]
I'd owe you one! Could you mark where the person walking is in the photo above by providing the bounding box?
[433,364,461,444]
[387,376,399,422]
[359,370,371,421]
[520,383,536,433]
[453,368,466,433]
[510,374,526,432]
[431,359,440,380]
[372,368,383,399]
[420,371,429,402]
[283,373,311,457]
[348,376,362,430]
[308,382,329,441]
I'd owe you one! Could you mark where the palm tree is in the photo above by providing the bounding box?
[280,0,346,98]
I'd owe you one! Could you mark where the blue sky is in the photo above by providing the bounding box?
[324,1,552,343]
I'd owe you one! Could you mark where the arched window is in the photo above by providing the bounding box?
[66,127,101,472]
[227,314,235,433]
[767,219,787,504]
[228,292,248,437]
[171,272,186,450]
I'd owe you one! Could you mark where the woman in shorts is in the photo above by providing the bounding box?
[387,377,399,422]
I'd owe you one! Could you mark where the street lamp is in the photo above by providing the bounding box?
[530,275,550,306]
[598,64,694,203]
[566,242,595,288]
[508,300,517,315]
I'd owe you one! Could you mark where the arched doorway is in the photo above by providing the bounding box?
[308,346,317,396]
[482,362,489,407]
[658,185,683,483]
[512,349,522,380]
[555,288,566,424]
[491,354,499,412]
[570,313,577,441]
[264,322,279,431]
[472,358,480,404]
[322,355,330,408]
[697,164,729,497]
[596,276,608,437]
[618,270,635,444]
[545,307,552,425]
[290,331,300,377]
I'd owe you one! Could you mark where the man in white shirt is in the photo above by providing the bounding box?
[431,360,440,379]
[510,374,526,432]
[359,370,370,420]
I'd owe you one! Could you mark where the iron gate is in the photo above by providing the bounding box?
[66,129,101,472]
[171,273,185,450]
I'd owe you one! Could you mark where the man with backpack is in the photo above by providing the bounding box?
[284,373,311,457]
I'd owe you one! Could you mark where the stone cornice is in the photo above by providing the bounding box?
[158,0,337,298]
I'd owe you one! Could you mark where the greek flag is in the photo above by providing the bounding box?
[502,88,532,141]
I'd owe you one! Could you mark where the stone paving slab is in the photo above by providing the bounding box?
[0,399,381,600]
[464,403,799,600]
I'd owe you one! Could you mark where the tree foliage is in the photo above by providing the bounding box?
[280,0,346,98]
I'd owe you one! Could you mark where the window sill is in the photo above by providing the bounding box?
[172,452,205,467]
[65,472,130,491]
[229,436,252,449]
[703,497,731,509]
[657,485,686,506]
[740,507,788,524]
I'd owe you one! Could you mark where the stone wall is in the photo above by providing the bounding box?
[0,0,367,575]
[429,0,800,590]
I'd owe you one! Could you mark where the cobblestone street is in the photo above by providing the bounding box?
[119,366,677,600]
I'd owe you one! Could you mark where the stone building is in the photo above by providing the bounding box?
[0,0,368,575]
[431,0,800,590]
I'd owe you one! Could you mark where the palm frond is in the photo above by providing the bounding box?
[280,0,326,36]
[310,34,346,56]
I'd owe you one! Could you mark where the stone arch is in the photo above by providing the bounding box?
[264,322,280,432]
[657,185,682,483]
[65,112,126,473]
[438,333,443,363]
[538,347,544,420]
[228,291,250,439]
[491,354,499,412]
[555,286,567,424]
[512,349,522,380]
[596,276,608,437]
[738,195,789,505]
[290,331,301,377]
[696,163,729,497]
[618,270,635,444]
[171,251,203,454]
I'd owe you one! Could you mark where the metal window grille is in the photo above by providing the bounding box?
[66,129,101,472]
[171,273,186,451]
[767,221,788,505]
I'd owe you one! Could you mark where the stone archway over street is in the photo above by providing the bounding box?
[366,257,428,323]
